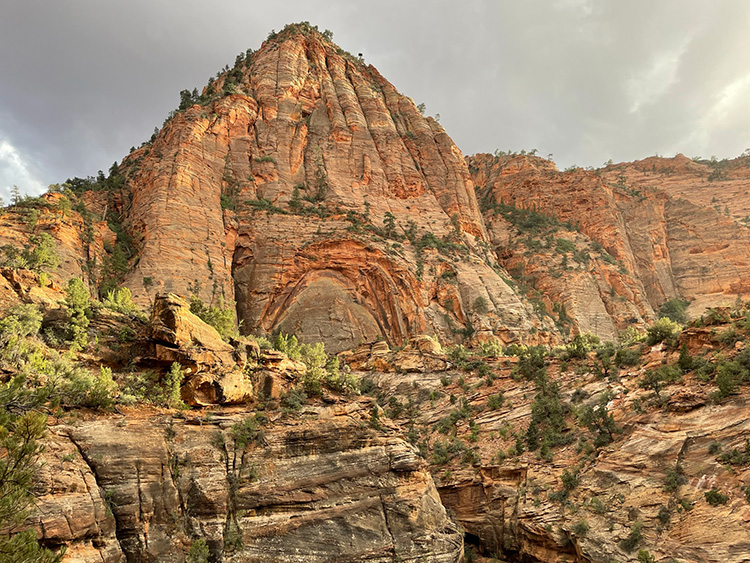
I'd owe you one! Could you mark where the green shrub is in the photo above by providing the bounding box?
[573,520,589,536]
[122,364,184,408]
[657,504,671,526]
[512,346,547,380]
[658,298,689,323]
[187,538,209,563]
[716,328,740,345]
[230,415,264,451]
[619,326,645,346]
[589,496,607,514]
[555,238,576,254]
[273,333,358,395]
[162,363,185,409]
[705,489,728,505]
[323,357,358,395]
[578,392,620,447]
[678,343,694,371]
[0,304,42,340]
[664,465,687,493]
[447,344,469,364]
[432,438,466,465]
[718,438,750,466]
[65,277,91,349]
[620,520,643,552]
[615,346,641,367]
[0,402,64,562]
[526,371,568,451]
[480,338,503,358]
[281,387,307,411]
[703,307,730,326]
[487,393,505,410]
[640,364,681,400]
[299,342,327,396]
[549,468,579,501]
[646,317,681,346]
[63,365,118,409]
[103,287,146,320]
[0,233,60,273]
[189,296,237,341]
[473,296,488,314]
[564,333,600,360]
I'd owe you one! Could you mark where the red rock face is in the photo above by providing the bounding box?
[0,192,113,288]
[7,27,749,349]
[469,152,750,333]
[117,27,540,352]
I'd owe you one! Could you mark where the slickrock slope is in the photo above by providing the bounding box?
[116,24,545,352]
[469,153,750,332]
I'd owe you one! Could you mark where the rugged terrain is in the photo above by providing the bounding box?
[4,25,750,350]
[3,268,750,563]
[3,21,750,563]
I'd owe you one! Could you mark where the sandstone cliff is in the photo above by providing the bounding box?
[468,152,750,336]
[37,404,462,563]
[111,24,548,352]
[6,26,750,351]
[357,304,750,563]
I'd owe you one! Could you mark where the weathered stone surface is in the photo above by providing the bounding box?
[341,335,452,374]
[469,152,750,338]
[149,292,253,406]
[31,430,124,562]
[150,293,233,362]
[0,192,114,288]
[45,403,462,562]
[358,311,750,563]
[111,27,544,351]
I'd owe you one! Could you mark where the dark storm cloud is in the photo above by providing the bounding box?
[1,0,748,200]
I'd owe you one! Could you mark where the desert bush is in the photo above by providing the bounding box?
[65,277,91,349]
[646,317,680,346]
[658,298,689,323]
[190,295,237,340]
[620,520,643,552]
[102,287,146,320]
[705,489,728,505]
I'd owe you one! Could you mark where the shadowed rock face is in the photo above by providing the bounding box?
[36,405,462,563]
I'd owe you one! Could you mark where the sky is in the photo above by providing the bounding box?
[1,0,749,201]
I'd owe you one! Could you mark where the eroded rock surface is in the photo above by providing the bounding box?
[39,403,462,562]
[469,152,750,336]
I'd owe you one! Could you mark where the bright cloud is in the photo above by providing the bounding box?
[0,139,45,202]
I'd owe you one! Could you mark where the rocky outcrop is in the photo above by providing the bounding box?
[148,293,253,406]
[359,317,750,563]
[115,25,547,351]
[0,192,112,288]
[38,403,462,562]
[602,153,750,228]
[469,152,750,334]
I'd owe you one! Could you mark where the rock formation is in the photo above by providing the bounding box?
[4,22,750,563]
[35,404,462,563]
[469,152,750,336]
